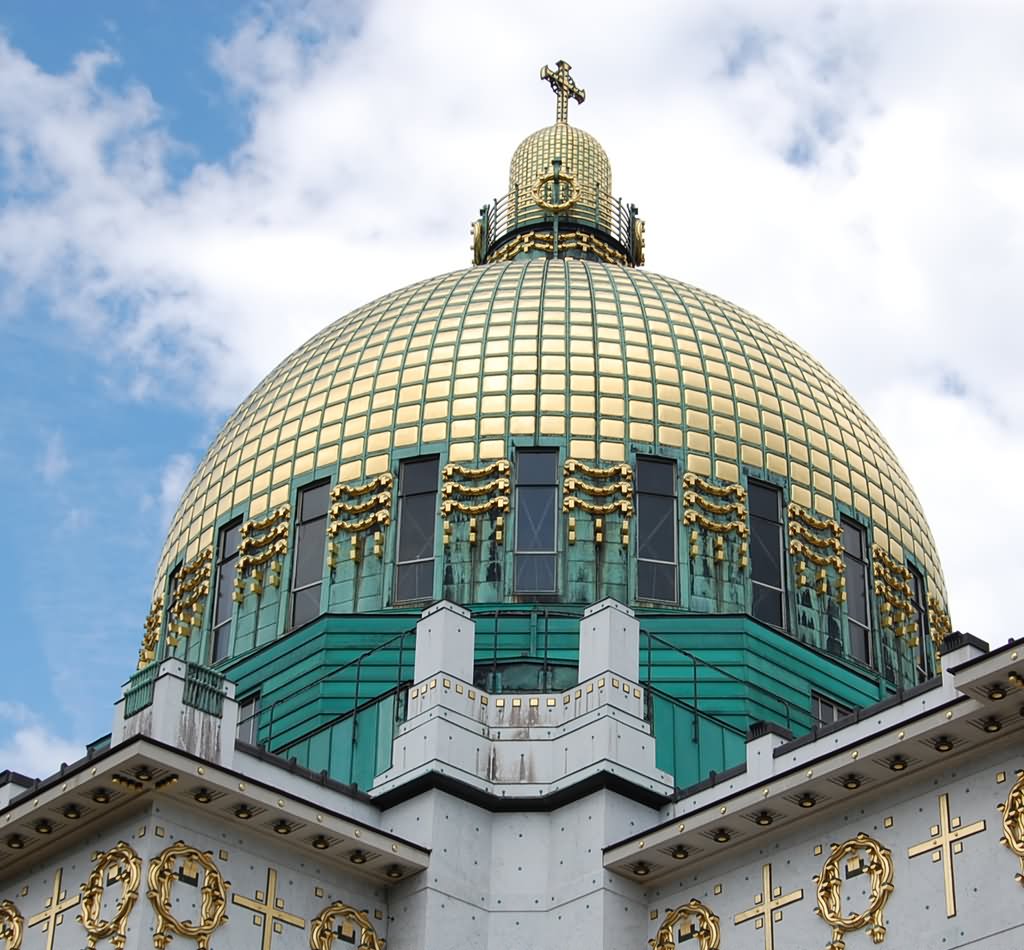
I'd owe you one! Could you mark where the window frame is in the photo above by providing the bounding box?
[636,456,678,603]
[841,517,873,667]
[811,691,852,727]
[210,517,243,664]
[237,693,261,746]
[908,562,932,681]
[748,480,786,631]
[394,456,439,604]
[288,479,331,630]
[513,448,559,594]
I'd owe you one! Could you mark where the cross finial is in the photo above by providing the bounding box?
[540,60,585,124]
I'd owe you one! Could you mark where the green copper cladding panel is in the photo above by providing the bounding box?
[221,610,889,791]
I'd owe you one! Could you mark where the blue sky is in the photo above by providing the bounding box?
[2,1,1023,777]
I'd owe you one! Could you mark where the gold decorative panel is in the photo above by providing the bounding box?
[813,832,894,950]
[147,842,228,950]
[683,473,748,565]
[80,841,142,950]
[442,459,511,545]
[562,459,633,545]
[154,260,947,614]
[788,504,844,598]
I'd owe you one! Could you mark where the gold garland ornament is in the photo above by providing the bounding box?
[332,473,393,499]
[0,900,22,950]
[79,841,142,950]
[310,902,385,950]
[138,596,163,669]
[444,459,510,480]
[650,899,720,950]
[814,833,895,950]
[564,459,632,480]
[998,768,1024,884]
[147,842,229,950]
[683,472,746,500]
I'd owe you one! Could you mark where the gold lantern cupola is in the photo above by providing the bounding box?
[472,60,645,267]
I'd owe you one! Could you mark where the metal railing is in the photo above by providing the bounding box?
[123,664,158,718]
[183,664,226,717]
[478,183,640,264]
[639,629,811,734]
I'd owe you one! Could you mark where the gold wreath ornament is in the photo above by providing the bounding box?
[0,900,23,950]
[650,898,721,950]
[814,833,895,950]
[531,172,579,214]
[310,901,384,950]
[147,842,229,950]
[79,841,142,949]
[998,769,1024,884]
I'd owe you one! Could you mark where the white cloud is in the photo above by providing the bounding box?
[1,2,1023,638]
[0,705,82,779]
[38,430,70,483]
[159,453,196,528]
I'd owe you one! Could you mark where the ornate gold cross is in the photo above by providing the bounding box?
[540,60,585,124]
[231,867,306,950]
[734,863,803,950]
[908,792,986,917]
[28,867,80,950]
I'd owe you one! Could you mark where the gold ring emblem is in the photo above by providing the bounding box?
[532,172,578,214]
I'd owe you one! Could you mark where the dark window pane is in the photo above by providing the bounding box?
[211,623,230,663]
[638,560,676,602]
[401,459,438,496]
[849,622,870,664]
[841,521,863,558]
[395,458,438,603]
[214,561,235,625]
[396,561,433,602]
[638,494,674,561]
[752,585,784,628]
[516,486,556,551]
[291,584,321,628]
[748,482,780,521]
[221,522,242,557]
[518,451,557,485]
[515,554,556,593]
[638,459,674,496]
[750,518,782,585]
[397,492,436,561]
[293,518,327,588]
[845,556,869,625]
[237,695,260,744]
[299,481,331,520]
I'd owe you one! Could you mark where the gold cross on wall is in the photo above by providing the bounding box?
[27,868,80,950]
[908,792,986,917]
[540,60,585,124]
[734,863,804,950]
[232,867,306,950]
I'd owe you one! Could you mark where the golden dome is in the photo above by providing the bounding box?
[509,123,612,201]
[156,258,946,605]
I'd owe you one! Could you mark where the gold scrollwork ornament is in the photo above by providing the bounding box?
[310,901,384,950]
[147,842,228,950]
[0,900,23,950]
[998,768,1024,883]
[79,841,142,949]
[650,898,720,950]
[814,833,895,950]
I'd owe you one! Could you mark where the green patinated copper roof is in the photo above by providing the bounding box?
[156,257,946,605]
